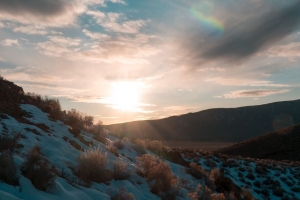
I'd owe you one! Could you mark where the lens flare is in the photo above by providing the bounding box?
[190,7,224,35]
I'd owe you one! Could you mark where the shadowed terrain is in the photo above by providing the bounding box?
[107,100,300,142]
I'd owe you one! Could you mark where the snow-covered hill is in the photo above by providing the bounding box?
[0,104,201,200]
[1,103,300,200]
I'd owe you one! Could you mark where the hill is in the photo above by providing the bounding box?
[106,99,300,142]
[2,76,300,199]
[215,124,300,161]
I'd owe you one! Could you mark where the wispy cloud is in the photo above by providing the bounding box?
[82,29,110,40]
[86,11,147,34]
[268,42,300,58]
[36,33,160,64]
[13,25,47,35]
[206,77,291,87]
[220,89,289,99]
[0,56,6,62]
[0,39,19,46]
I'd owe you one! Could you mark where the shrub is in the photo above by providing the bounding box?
[291,186,300,192]
[146,140,163,153]
[113,139,125,149]
[273,186,284,197]
[107,142,119,157]
[188,184,225,200]
[253,180,261,188]
[111,187,135,200]
[246,172,255,180]
[0,150,19,185]
[113,160,130,180]
[25,93,61,120]
[187,162,209,180]
[132,139,146,155]
[21,146,56,191]
[136,154,177,194]
[210,168,221,181]
[77,147,108,184]
[0,131,22,152]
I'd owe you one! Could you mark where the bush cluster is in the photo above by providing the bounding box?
[0,150,19,185]
[77,147,110,185]
[0,131,22,152]
[136,154,177,195]
[113,160,130,180]
[111,187,135,200]
[21,146,56,191]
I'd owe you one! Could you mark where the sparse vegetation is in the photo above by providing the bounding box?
[0,150,19,185]
[113,159,130,180]
[136,154,177,195]
[111,187,135,200]
[21,146,56,191]
[77,147,110,185]
[113,139,125,149]
[0,131,22,152]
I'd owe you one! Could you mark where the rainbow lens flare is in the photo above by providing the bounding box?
[190,7,224,35]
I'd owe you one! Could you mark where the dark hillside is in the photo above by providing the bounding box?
[0,76,25,118]
[216,124,300,161]
[107,99,300,142]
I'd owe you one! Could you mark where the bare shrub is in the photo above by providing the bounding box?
[210,168,221,181]
[146,140,164,155]
[77,147,109,184]
[21,146,56,191]
[136,154,177,194]
[107,142,119,157]
[113,160,130,180]
[111,187,135,200]
[187,162,209,180]
[273,186,284,197]
[246,172,255,180]
[132,139,146,155]
[0,131,22,152]
[188,184,225,200]
[0,150,19,185]
[25,93,62,120]
[113,139,125,149]
[241,189,255,200]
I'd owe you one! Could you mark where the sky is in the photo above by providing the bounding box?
[0,0,300,125]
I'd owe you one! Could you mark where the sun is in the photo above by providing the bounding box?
[108,81,143,112]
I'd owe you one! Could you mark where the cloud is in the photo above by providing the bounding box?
[82,29,110,40]
[0,56,6,62]
[0,0,124,27]
[107,0,126,4]
[206,77,290,87]
[0,22,3,28]
[180,1,300,67]
[13,25,47,35]
[268,42,300,58]
[86,11,147,34]
[36,33,160,64]
[0,39,19,46]
[220,89,289,98]
[36,36,81,57]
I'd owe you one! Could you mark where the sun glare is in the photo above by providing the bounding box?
[108,82,143,112]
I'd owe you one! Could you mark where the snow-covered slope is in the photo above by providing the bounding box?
[0,104,199,200]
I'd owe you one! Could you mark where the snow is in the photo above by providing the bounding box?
[1,103,300,199]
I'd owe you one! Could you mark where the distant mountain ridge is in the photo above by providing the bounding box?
[107,99,300,142]
[216,124,300,161]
